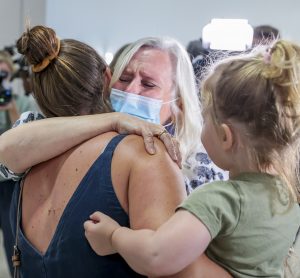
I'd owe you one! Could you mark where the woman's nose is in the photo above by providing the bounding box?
[124,79,140,95]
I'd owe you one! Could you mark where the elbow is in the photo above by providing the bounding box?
[0,134,23,173]
[0,135,11,165]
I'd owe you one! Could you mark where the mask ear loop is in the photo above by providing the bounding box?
[162,97,180,129]
[162,97,180,105]
[163,121,174,128]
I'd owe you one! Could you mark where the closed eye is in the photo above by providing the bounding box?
[119,77,131,82]
[142,81,156,88]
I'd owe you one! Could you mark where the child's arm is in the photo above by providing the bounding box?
[85,210,211,277]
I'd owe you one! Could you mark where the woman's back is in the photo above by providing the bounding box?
[22,132,119,252]
[11,132,145,277]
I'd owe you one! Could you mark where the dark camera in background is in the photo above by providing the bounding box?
[4,45,30,82]
[0,45,31,106]
[0,70,12,106]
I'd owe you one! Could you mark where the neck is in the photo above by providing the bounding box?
[227,148,260,179]
[228,155,278,179]
[229,166,259,179]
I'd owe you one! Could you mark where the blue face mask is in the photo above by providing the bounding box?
[110,88,163,123]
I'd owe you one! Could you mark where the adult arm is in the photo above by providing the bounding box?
[0,112,180,174]
[126,137,185,230]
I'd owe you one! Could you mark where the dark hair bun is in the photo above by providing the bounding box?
[16,25,59,66]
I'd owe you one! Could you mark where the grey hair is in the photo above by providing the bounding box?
[110,37,202,163]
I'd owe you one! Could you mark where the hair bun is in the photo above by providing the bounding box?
[16,25,59,67]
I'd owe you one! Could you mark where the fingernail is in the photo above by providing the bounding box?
[149,146,155,154]
[173,152,178,161]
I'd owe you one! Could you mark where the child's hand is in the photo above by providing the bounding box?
[84,211,120,256]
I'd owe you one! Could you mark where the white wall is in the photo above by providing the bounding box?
[0,0,298,56]
[0,0,46,49]
[46,0,300,56]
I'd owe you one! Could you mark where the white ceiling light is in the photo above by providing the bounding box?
[105,52,114,64]
[202,19,253,51]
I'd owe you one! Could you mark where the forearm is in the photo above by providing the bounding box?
[0,113,119,173]
[112,227,186,277]
[111,211,210,277]
[112,227,165,277]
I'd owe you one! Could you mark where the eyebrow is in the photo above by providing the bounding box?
[123,67,159,79]
[121,67,133,74]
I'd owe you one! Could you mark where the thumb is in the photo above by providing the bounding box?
[83,220,95,231]
[89,211,103,222]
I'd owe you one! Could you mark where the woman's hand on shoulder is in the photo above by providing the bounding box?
[112,112,182,168]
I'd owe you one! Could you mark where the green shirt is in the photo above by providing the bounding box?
[179,173,300,278]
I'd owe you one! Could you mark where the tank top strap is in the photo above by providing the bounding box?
[90,134,128,193]
[101,134,128,158]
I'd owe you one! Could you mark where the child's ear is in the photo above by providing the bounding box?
[220,123,233,151]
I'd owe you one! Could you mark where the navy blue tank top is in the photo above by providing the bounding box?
[10,135,145,278]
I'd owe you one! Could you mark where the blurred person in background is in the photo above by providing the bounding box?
[186,37,210,88]
[0,50,38,134]
[252,24,281,47]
